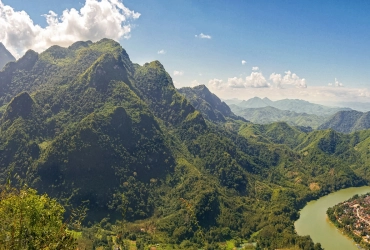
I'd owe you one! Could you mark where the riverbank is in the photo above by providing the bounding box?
[295,186,370,250]
[326,193,370,250]
[326,216,366,250]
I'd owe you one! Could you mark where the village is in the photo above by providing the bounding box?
[328,193,370,247]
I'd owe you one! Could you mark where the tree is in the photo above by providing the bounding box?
[0,184,76,249]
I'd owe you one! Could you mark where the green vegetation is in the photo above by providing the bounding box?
[230,105,324,129]
[319,110,370,133]
[226,96,352,129]
[178,85,244,123]
[1,38,370,249]
[227,97,349,116]
[0,183,76,249]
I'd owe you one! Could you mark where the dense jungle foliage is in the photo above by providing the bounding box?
[319,110,370,133]
[1,39,370,249]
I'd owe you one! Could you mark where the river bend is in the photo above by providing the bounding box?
[295,186,370,250]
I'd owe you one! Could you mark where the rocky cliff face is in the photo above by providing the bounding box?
[178,84,244,122]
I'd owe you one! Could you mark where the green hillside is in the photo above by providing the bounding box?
[230,105,324,129]
[226,97,351,129]
[178,85,244,122]
[1,39,370,249]
[319,110,370,133]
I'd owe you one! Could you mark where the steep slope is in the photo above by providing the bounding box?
[239,122,308,148]
[231,105,324,129]
[133,61,203,127]
[0,40,178,221]
[178,84,244,122]
[319,110,370,133]
[0,43,15,70]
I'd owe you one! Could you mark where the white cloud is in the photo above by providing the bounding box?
[208,69,303,91]
[241,60,246,65]
[328,78,344,87]
[206,69,370,105]
[157,49,166,54]
[270,73,282,85]
[209,84,370,105]
[227,77,245,88]
[270,71,306,89]
[195,33,211,39]
[173,70,184,76]
[208,78,224,90]
[0,0,140,58]
[245,72,270,88]
[211,72,270,90]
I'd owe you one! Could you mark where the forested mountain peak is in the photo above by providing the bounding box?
[178,84,244,122]
[319,110,370,133]
[239,96,269,108]
[2,92,35,121]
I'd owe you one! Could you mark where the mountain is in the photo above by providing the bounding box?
[273,99,351,116]
[0,43,16,70]
[238,96,270,108]
[221,98,241,106]
[178,85,245,122]
[319,110,370,133]
[226,97,351,116]
[230,105,324,129]
[0,39,199,222]
[1,38,369,249]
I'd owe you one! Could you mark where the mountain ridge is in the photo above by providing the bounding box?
[226,96,351,116]
[230,105,324,129]
[319,110,370,133]
[0,39,369,249]
[178,84,245,123]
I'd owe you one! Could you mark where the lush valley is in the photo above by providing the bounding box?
[1,40,370,249]
[229,105,323,129]
[226,97,352,129]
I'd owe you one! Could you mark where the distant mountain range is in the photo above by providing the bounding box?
[319,110,370,133]
[178,85,245,122]
[229,105,323,129]
[225,97,354,129]
[226,97,351,116]
[0,43,15,70]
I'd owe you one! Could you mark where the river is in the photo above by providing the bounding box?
[295,186,370,250]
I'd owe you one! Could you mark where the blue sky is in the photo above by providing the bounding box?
[1,0,370,104]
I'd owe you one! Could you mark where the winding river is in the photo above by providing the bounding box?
[295,186,370,250]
